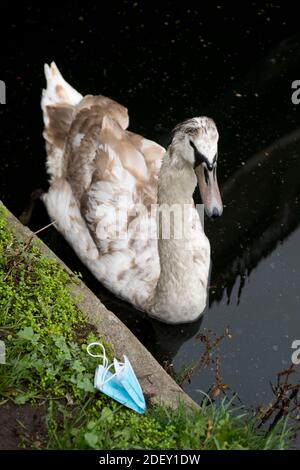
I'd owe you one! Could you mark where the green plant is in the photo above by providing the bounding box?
[46,396,292,450]
[0,203,294,450]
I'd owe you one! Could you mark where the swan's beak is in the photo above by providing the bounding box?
[195,165,223,218]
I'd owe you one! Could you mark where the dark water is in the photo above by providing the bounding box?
[1,2,300,441]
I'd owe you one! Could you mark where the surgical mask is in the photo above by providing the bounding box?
[87,342,146,414]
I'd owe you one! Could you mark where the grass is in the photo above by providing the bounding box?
[0,203,293,449]
[45,397,291,450]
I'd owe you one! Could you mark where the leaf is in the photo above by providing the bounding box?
[71,359,85,374]
[100,407,114,423]
[116,427,132,440]
[14,392,35,404]
[65,393,74,405]
[15,395,29,404]
[71,373,94,392]
[17,327,40,345]
[87,420,97,431]
[53,336,71,360]
[84,432,98,448]
[32,358,45,374]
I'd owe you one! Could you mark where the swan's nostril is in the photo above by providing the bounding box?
[211,207,220,219]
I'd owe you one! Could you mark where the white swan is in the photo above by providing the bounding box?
[41,62,223,324]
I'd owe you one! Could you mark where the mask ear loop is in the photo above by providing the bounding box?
[87,342,121,386]
[87,342,107,363]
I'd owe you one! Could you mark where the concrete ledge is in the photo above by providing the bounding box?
[3,204,198,410]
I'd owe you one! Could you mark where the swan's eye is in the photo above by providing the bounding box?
[204,167,209,185]
[190,140,207,168]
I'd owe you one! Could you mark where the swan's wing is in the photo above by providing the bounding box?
[41,66,162,308]
[63,104,163,306]
[125,130,165,167]
[65,100,166,209]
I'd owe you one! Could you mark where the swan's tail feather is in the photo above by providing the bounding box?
[42,62,82,118]
[41,62,83,181]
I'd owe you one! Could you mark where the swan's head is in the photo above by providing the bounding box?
[172,117,223,218]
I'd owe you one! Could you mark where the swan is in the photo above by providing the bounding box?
[41,62,223,324]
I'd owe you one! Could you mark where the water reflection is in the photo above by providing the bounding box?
[207,127,300,305]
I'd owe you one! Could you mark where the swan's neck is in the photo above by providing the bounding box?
[149,146,209,323]
[158,147,196,205]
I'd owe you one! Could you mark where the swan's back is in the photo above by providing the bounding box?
[42,63,165,310]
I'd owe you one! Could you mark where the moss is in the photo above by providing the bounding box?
[0,203,293,449]
[0,203,107,401]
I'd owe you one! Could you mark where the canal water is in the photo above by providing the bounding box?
[1,2,299,441]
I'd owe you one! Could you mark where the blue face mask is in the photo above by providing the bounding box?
[87,342,146,414]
